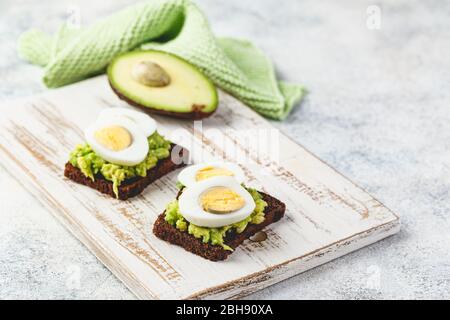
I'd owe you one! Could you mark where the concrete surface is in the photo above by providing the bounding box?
[0,0,449,299]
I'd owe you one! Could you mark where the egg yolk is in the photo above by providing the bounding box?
[94,126,132,151]
[195,166,235,181]
[200,187,245,214]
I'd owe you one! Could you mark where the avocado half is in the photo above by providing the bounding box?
[107,51,218,120]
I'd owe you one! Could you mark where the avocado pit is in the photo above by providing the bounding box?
[131,61,171,87]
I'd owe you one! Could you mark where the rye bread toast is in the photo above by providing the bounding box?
[153,192,285,261]
[64,144,188,200]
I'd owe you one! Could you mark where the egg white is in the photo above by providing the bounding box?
[84,117,149,166]
[98,107,156,137]
[178,176,255,228]
[177,161,245,188]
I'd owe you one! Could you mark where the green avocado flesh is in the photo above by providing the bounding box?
[69,131,171,198]
[108,51,218,117]
[164,187,267,251]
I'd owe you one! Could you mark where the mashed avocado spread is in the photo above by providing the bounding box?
[164,187,267,251]
[69,131,171,197]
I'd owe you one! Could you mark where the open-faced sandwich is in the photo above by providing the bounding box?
[153,162,285,261]
[64,108,187,200]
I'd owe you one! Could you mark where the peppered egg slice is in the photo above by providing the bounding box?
[98,107,156,137]
[178,176,255,228]
[84,116,149,166]
[177,162,245,188]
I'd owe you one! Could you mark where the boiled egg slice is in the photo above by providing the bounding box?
[178,176,255,228]
[98,107,156,137]
[84,116,149,166]
[177,161,245,188]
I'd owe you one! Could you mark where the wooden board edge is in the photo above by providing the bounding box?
[48,204,157,300]
[0,146,156,300]
[279,132,400,222]
[186,217,400,300]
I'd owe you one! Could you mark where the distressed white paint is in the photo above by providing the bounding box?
[0,76,400,299]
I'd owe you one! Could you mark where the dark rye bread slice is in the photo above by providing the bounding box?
[153,192,286,261]
[64,144,188,200]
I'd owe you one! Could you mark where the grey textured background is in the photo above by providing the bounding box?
[1,0,449,299]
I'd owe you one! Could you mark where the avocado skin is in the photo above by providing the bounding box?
[107,50,218,120]
[109,80,217,120]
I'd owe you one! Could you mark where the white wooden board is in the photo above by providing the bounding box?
[0,76,400,299]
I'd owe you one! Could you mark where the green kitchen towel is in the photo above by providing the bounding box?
[18,0,304,120]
